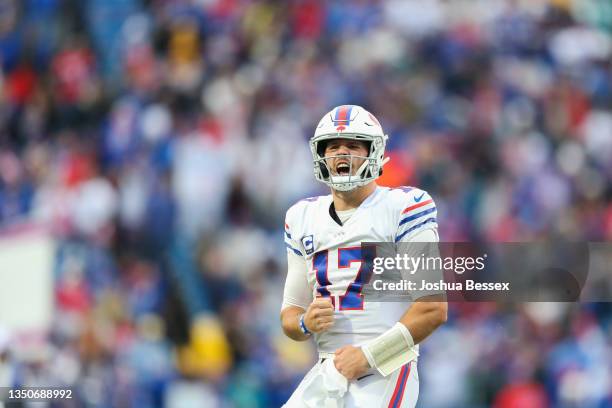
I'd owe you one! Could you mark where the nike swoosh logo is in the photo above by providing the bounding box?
[357,373,374,381]
[414,192,425,202]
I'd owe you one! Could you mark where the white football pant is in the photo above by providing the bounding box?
[284,358,418,408]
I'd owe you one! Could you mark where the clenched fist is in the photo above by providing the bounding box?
[304,297,334,333]
[333,345,370,380]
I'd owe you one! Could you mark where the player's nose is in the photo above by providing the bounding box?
[336,143,350,155]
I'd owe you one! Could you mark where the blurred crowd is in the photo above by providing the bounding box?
[0,0,611,406]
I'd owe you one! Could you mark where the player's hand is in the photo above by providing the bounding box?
[304,297,334,333]
[333,345,370,380]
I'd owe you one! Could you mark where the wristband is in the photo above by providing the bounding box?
[361,322,418,377]
[298,313,312,336]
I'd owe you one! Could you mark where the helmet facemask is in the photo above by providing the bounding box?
[310,133,388,192]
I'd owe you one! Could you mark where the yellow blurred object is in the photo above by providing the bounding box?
[273,334,316,372]
[241,3,278,38]
[176,314,232,380]
[549,0,572,11]
[169,25,200,64]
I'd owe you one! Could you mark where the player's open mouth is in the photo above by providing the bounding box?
[336,162,350,175]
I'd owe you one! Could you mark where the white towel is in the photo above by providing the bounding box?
[301,359,349,408]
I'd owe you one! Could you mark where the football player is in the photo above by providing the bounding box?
[281,105,447,407]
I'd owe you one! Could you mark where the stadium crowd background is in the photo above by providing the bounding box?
[0,0,611,406]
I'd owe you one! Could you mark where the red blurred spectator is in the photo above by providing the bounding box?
[51,45,95,105]
[376,150,414,188]
[291,0,324,40]
[6,64,37,105]
[56,270,91,314]
[494,382,550,408]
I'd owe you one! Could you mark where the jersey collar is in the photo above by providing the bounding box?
[328,186,382,226]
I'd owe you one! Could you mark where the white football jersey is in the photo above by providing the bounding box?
[284,186,438,354]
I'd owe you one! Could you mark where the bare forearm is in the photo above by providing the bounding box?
[399,296,447,344]
[280,306,310,341]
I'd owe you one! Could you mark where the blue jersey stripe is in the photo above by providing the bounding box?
[286,243,303,256]
[395,218,437,242]
[399,206,436,226]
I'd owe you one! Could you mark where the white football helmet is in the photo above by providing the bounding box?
[310,105,389,191]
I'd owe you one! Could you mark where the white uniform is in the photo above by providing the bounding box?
[282,186,438,408]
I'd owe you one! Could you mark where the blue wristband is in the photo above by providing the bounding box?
[299,313,311,336]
